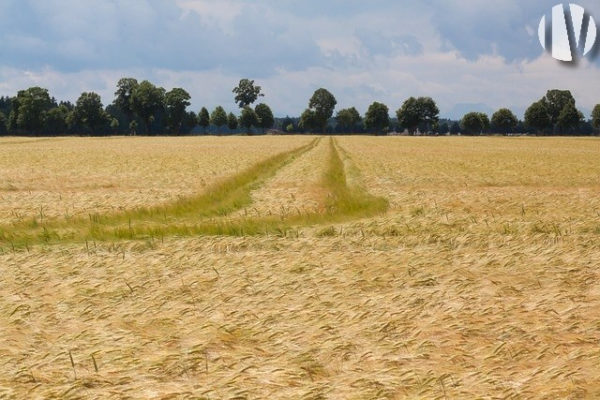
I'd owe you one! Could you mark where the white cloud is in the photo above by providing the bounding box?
[0,1,599,119]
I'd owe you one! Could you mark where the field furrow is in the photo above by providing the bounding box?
[232,135,330,218]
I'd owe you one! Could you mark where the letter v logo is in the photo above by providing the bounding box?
[538,3,597,62]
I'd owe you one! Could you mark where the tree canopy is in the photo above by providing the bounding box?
[239,106,259,134]
[198,107,210,133]
[307,88,337,132]
[165,88,191,135]
[210,106,228,132]
[336,107,362,133]
[233,79,264,108]
[255,103,274,132]
[491,108,518,134]
[592,104,600,132]
[461,112,489,135]
[72,92,110,134]
[0,82,596,137]
[396,97,439,135]
[132,81,165,134]
[364,102,390,134]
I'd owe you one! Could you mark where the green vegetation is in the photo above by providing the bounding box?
[396,96,440,135]
[364,102,391,134]
[0,79,597,136]
[0,137,389,247]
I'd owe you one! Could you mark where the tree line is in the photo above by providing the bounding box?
[0,78,598,136]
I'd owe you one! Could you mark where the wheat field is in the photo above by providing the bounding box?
[0,136,599,399]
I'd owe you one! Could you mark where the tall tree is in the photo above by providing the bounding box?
[542,90,576,130]
[72,92,110,134]
[308,88,337,132]
[10,87,53,134]
[450,121,461,135]
[478,113,490,134]
[524,100,551,134]
[182,111,198,134]
[556,102,584,134]
[113,78,139,124]
[131,80,165,134]
[198,107,210,134]
[165,88,191,135]
[396,97,440,135]
[336,107,361,133]
[255,103,274,133]
[44,105,70,136]
[210,106,228,134]
[491,108,518,134]
[0,111,6,135]
[364,102,390,134]
[299,109,318,133]
[227,112,238,131]
[239,106,258,134]
[232,79,264,108]
[591,104,600,133]
[438,122,450,135]
[461,112,488,135]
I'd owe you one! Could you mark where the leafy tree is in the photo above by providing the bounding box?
[578,120,594,136]
[450,121,461,135]
[10,87,53,134]
[165,88,191,135]
[227,112,238,131]
[232,79,264,108]
[396,97,439,135]
[131,81,165,134]
[0,111,6,135]
[0,96,12,118]
[478,113,490,134]
[239,106,258,133]
[438,122,449,135]
[491,108,518,134]
[542,90,576,129]
[524,100,551,134]
[183,111,198,134]
[591,104,600,133]
[556,102,583,134]
[114,78,139,124]
[364,102,390,134]
[308,88,337,132]
[210,106,228,134]
[198,107,210,134]
[72,92,111,134]
[461,112,488,135]
[44,105,70,135]
[286,123,294,133]
[255,103,274,132]
[299,109,318,133]
[336,107,361,133]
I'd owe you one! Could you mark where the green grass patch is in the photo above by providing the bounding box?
[0,137,389,247]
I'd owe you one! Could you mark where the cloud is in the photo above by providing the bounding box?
[0,1,599,119]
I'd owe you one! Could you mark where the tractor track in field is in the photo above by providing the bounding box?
[0,137,389,247]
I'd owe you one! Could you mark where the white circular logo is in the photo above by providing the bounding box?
[538,3,597,61]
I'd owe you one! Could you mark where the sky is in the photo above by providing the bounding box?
[0,0,599,119]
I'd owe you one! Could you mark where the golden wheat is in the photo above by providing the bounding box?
[0,136,312,225]
[0,136,599,399]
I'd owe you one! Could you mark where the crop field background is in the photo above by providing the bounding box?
[0,136,599,399]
